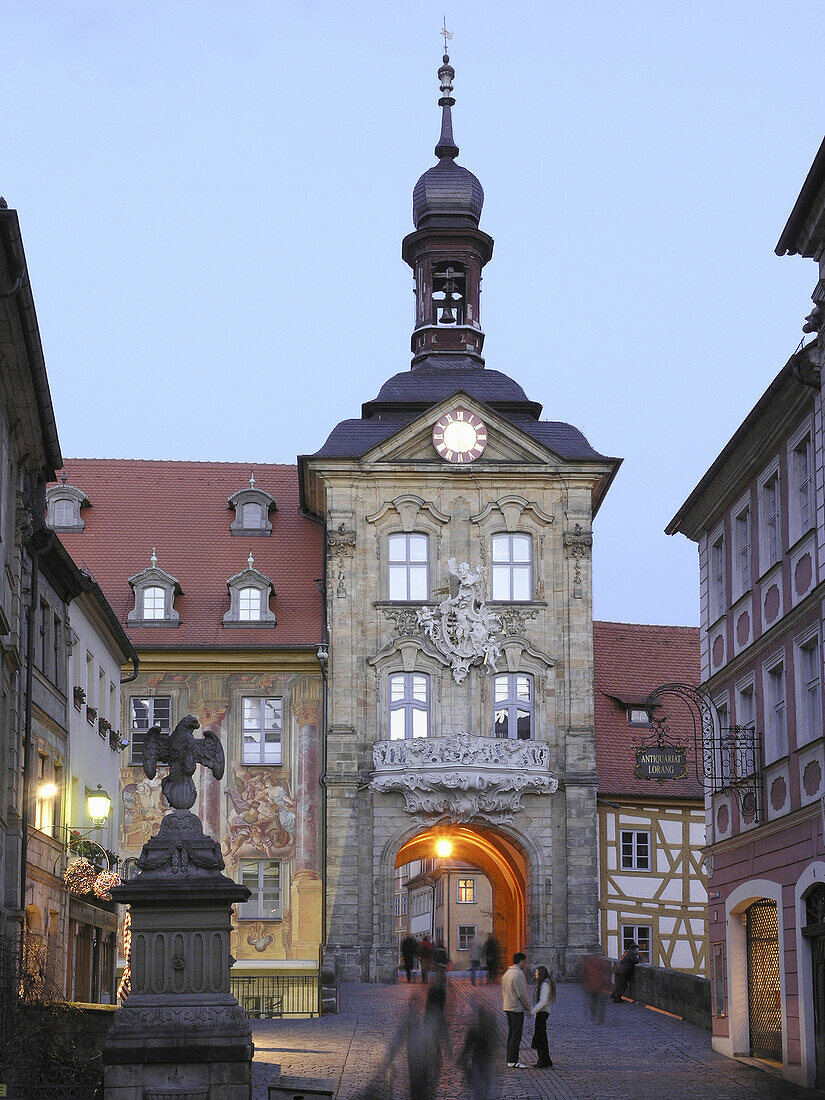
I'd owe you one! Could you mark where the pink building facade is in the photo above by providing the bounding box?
[669,136,825,1088]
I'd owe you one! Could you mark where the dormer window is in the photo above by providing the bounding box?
[223,553,277,628]
[127,550,181,627]
[229,474,276,537]
[45,481,89,532]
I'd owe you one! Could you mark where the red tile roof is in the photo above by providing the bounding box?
[56,460,323,648]
[593,621,703,800]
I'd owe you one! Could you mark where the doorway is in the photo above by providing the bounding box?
[746,898,782,1060]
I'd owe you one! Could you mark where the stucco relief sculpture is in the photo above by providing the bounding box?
[371,732,558,824]
[417,558,503,683]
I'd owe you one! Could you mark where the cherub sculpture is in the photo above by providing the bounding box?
[143,714,225,810]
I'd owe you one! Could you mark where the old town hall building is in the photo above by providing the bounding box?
[299,53,620,981]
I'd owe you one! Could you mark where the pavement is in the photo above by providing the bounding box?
[249,977,823,1099]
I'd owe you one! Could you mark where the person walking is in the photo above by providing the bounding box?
[582,953,608,1023]
[418,934,433,983]
[612,941,641,1003]
[501,951,532,1069]
[530,965,556,1068]
[383,985,453,1100]
[432,939,450,991]
[483,934,500,984]
[468,934,483,986]
[401,934,418,983]
[458,1004,496,1100]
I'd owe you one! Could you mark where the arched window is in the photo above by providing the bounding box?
[242,502,263,529]
[389,672,429,739]
[491,534,532,601]
[388,533,429,601]
[239,587,262,621]
[493,673,533,739]
[52,498,74,526]
[142,587,165,620]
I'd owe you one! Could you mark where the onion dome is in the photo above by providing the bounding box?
[412,54,484,229]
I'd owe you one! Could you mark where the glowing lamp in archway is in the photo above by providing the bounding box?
[436,838,452,858]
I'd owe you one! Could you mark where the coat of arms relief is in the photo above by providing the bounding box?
[417,558,503,684]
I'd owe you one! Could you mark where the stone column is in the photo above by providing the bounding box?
[103,809,253,1100]
[291,695,322,960]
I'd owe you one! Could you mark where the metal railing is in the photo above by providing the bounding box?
[231,973,320,1018]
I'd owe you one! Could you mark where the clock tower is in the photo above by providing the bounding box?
[300,51,620,984]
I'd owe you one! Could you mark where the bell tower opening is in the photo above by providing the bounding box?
[394,825,528,967]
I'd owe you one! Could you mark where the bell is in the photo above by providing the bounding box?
[439,305,456,324]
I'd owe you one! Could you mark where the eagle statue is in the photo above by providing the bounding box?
[142,714,225,811]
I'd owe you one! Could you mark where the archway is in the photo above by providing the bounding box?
[395,823,527,964]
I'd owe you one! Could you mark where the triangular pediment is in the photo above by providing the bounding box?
[361,394,563,467]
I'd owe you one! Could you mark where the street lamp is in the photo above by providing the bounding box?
[87,785,112,828]
[436,838,452,858]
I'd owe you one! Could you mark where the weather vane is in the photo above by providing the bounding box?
[441,15,453,53]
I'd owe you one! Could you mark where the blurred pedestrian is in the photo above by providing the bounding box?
[383,985,453,1100]
[582,954,608,1023]
[401,934,418,983]
[484,934,501,984]
[458,1004,496,1100]
[501,951,532,1069]
[432,939,450,990]
[418,934,433,984]
[530,965,556,1068]
[612,942,641,1003]
[468,934,483,986]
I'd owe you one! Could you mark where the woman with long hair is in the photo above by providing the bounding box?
[530,965,556,1068]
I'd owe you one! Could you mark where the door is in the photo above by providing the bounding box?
[746,899,782,1060]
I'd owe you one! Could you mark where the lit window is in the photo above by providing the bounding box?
[763,657,787,764]
[238,859,281,920]
[389,673,429,739]
[493,673,533,739]
[130,696,172,765]
[143,586,165,619]
[239,587,262,621]
[491,534,532,601]
[242,697,283,765]
[622,924,651,963]
[620,830,650,870]
[627,707,651,728]
[388,533,429,601]
[457,878,475,903]
[796,634,822,748]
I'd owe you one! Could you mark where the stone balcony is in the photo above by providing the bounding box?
[370,732,558,824]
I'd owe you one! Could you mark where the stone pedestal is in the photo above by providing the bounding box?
[103,809,253,1100]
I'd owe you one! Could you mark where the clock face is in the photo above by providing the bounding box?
[432,408,487,463]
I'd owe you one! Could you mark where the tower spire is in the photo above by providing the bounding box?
[435,53,459,161]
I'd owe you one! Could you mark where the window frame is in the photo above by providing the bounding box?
[457,878,476,903]
[457,924,476,951]
[492,672,534,739]
[241,696,284,765]
[732,495,752,600]
[758,461,781,575]
[127,565,181,627]
[387,532,430,602]
[129,695,172,765]
[789,419,815,547]
[795,627,822,749]
[622,924,652,964]
[388,671,430,740]
[762,652,788,764]
[620,830,651,871]
[708,524,726,624]
[490,533,533,602]
[237,858,282,921]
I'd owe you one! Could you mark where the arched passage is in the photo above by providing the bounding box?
[396,823,528,963]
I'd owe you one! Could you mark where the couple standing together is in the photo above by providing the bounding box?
[501,952,555,1069]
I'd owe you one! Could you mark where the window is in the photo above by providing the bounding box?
[86,653,94,704]
[388,534,429,601]
[228,486,276,536]
[435,879,444,906]
[238,587,262,621]
[491,534,532,601]
[736,680,755,730]
[620,830,650,870]
[458,924,476,951]
[457,878,475,903]
[763,657,787,764]
[241,502,263,529]
[238,859,281,920]
[622,924,651,963]
[493,674,533,739]
[241,697,283,764]
[759,469,781,571]
[142,587,166,620]
[45,484,88,532]
[733,503,751,598]
[389,673,429,739]
[714,698,731,785]
[791,429,814,543]
[709,531,726,622]
[38,599,48,674]
[35,753,51,832]
[52,499,73,526]
[394,895,401,917]
[627,706,651,728]
[711,942,727,1017]
[796,633,822,748]
[402,894,408,915]
[53,614,63,692]
[129,696,172,765]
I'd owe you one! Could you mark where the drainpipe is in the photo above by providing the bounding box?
[19,548,40,925]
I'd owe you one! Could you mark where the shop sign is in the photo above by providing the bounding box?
[635,744,687,781]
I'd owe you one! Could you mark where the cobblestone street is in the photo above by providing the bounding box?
[250,979,821,1099]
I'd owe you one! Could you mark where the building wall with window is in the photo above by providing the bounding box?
[667,134,825,1087]
[593,621,706,976]
[54,460,325,981]
[430,863,493,968]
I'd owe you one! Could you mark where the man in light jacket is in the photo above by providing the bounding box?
[501,952,532,1068]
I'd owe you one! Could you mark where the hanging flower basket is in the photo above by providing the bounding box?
[64,857,97,894]
[86,706,98,726]
[73,685,86,709]
[93,870,121,900]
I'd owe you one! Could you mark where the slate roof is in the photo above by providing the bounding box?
[55,460,323,649]
[413,160,484,228]
[593,620,703,800]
